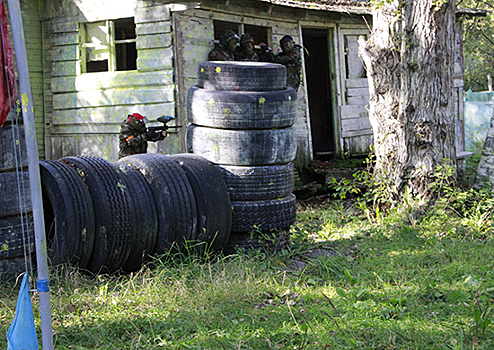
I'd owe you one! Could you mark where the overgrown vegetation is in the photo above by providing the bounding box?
[0,156,493,349]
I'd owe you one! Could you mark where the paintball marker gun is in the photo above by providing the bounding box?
[147,115,182,136]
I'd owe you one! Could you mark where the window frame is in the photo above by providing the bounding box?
[79,18,137,74]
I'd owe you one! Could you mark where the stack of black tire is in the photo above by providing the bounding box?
[186,61,298,252]
[39,153,232,275]
[0,124,35,280]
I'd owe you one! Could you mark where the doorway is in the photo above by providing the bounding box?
[302,28,335,158]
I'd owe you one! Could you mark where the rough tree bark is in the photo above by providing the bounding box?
[358,0,457,205]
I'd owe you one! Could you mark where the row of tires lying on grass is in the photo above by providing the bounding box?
[186,61,298,250]
[40,153,233,274]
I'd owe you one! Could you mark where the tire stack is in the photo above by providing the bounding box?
[0,124,35,281]
[186,61,298,253]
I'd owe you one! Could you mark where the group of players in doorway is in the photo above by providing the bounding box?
[209,29,302,92]
[119,29,302,158]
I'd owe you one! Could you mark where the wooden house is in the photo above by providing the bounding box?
[10,0,473,168]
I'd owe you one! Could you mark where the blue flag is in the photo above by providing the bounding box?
[6,274,39,350]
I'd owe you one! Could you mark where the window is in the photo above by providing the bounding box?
[80,17,137,73]
[213,20,271,49]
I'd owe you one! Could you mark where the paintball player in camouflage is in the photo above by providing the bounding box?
[274,35,302,91]
[118,113,166,159]
[235,33,259,62]
[208,29,240,61]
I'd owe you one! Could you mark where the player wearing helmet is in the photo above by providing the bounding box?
[235,33,259,62]
[118,112,166,159]
[208,29,240,61]
[274,35,302,91]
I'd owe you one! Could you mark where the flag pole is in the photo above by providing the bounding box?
[6,0,54,349]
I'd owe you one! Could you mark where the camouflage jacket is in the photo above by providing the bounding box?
[208,44,235,61]
[274,45,302,91]
[235,49,259,62]
[118,119,164,159]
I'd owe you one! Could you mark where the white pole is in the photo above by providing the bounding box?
[6,0,54,349]
[488,74,493,92]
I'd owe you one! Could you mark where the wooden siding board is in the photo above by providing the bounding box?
[52,70,174,93]
[136,21,172,35]
[51,32,79,46]
[52,61,78,77]
[346,78,368,89]
[51,102,175,131]
[340,105,368,119]
[344,135,373,154]
[135,5,170,23]
[51,45,78,61]
[137,33,173,49]
[49,20,78,34]
[53,86,175,109]
[342,116,372,133]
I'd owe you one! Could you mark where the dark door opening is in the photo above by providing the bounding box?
[302,28,335,158]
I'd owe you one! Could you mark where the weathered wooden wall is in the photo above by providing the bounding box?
[42,0,181,161]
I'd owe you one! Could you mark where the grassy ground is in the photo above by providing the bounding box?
[1,162,493,349]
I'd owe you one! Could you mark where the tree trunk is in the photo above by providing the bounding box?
[358,0,457,205]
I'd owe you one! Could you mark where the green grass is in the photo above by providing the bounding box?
[1,186,494,349]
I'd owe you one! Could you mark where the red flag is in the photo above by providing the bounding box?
[0,0,17,127]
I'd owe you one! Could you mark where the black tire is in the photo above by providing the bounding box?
[217,163,295,201]
[118,154,197,254]
[196,61,286,91]
[231,194,297,233]
[187,86,297,129]
[60,156,133,274]
[111,162,158,272]
[40,160,95,268]
[0,125,27,172]
[0,213,34,260]
[186,125,298,166]
[169,154,232,251]
[0,171,31,218]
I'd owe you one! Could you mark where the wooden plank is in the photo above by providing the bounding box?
[341,104,368,119]
[342,116,372,132]
[50,20,78,34]
[347,87,369,98]
[346,78,368,89]
[49,134,119,161]
[344,134,373,155]
[345,34,366,79]
[137,47,174,71]
[53,86,175,109]
[176,15,214,44]
[347,95,369,105]
[52,61,78,77]
[51,32,79,46]
[136,21,171,35]
[52,70,174,93]
[51,102,175,128]
[137,57,173,71]
[342,128,373,138]
[137,33,173,49]
[454,78,463,88]
[182,45,214,77]
[135,5,170,23]
[51,45,78,61]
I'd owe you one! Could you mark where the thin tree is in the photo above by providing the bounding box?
[358,0,457,206]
